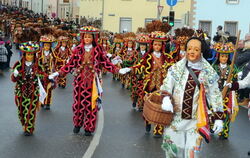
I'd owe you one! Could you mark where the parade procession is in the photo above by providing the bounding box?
[0,0,250,158]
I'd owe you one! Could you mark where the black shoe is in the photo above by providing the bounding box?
[73,126,81,134]
[219,135,228,140]
[24,131,32,136]
[84,130,92,136]
[61,85,66,89]
[122,84,125,88]
[45,105,50,110]
[132,102,136,109]
[137,107,143,112]
[145,124,151,133]
[153,133,162,138]
[41,104,45,108]
[248,151,250,156]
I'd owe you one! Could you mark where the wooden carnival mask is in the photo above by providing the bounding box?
[44,43,51,51]
[84,33,93,45]
[186,39,201,63]
[219,54,229,64]
[25,52,35,62]
[153,41,163,52]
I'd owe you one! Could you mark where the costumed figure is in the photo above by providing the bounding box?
[174,27,194,61]
[71,33,80,51]
[161,37,224,158]
[110,33,124,81]
[99,31,111,75]
[11,28,48,136]
[131,32,151,110]
[49,26,118,136]
[39,28,56,110]
[119,20,174,137]
[53,30,72,88]
[212,42,239,140]
[120,32,137,89]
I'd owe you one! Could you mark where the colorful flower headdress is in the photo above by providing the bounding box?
[100,31,110,40]
[19,41,40,53]
[80,26,100,34]
[213,42,235,54]
[150,31,168,41]
[136,33,151,44]
[145,20,171,41]
[58,36,69,42]
[40,34,56,43]
[113,33,124,43]
[123,32,136,42]
[175,27,194,44]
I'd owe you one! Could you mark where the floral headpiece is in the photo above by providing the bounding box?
[150,31,168,41]
[19,41,40,53]
[40,35,56,43]
[79,26,99,34]
[136,33,151,44]
[213,42,235,54]
[58,36,69,42]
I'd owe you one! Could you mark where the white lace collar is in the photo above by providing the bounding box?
[25,61,33,66]
[220,63,227,69]
[127,47,133,51]
[141,50,146,56]
[187,60,202,70]
[60,46,65,51]
[44,50,50,56]
[153,51,161,58]
[84,44,93,52]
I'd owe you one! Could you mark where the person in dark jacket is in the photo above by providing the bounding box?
[0,41,8,75]
[5,40,13,68]
[235,34,250,105]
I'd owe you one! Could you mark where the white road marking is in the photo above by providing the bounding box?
[82,108,104,158]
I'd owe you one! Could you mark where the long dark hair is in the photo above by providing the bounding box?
[214,53,231,65]
[136,43,148,52]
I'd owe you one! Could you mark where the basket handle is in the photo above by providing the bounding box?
[152,90,171,97]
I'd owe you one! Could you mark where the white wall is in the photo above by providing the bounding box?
[194,0,250,39]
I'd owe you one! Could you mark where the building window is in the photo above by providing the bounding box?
[226,0,239,4]
[120,17,132,33]
[224,21,238,36]
[145,18,156,26]
[199,20,212,36]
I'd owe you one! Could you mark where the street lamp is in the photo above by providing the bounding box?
[101,0,105,30]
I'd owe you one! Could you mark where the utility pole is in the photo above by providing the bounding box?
[157,0,160,19]
[56,0,59,18]
[71,0,74,21]
[101,0,104,30]
[41,0,43,14]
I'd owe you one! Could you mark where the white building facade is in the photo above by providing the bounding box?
[193,0,250,38]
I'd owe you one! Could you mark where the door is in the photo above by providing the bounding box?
[120,17,132,33]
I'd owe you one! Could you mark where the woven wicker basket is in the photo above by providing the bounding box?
[143,90,174,126]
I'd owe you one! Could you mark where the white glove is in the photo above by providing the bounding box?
[111,59,118,65]
[224,82,232,88]
[161,96,173,112]
[49,72,59,80]
[13,69,19,77]
[106,53,112,58]
[119,68,131,75]
[212,120,223,134]
[117,59,123,64]
[237,71,243,80]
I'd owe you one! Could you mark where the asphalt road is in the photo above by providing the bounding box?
[0,47,249,158]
